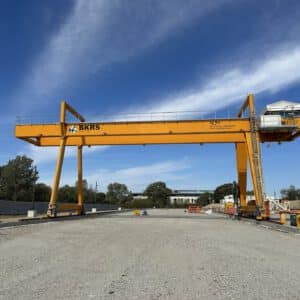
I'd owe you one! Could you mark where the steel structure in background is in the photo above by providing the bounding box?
[15,94,300,218]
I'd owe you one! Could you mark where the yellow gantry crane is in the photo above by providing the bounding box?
[15,94,300,218]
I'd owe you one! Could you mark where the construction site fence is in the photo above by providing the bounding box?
[0,200,118,215]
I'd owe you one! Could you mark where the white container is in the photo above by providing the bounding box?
[27,210,37,218]
[118,207,122,211]
[259,115,282,128]
[91,208,97,213]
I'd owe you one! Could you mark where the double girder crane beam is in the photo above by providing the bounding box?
[15,95,300,218]
[16,120,299,145]
[16,119,251,146]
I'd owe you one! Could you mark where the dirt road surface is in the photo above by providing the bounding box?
[0,209,299,299]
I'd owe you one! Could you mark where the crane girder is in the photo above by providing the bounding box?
[15,119,252,146]
[15,119,299,146]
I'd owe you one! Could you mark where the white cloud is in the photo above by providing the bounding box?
[27,44,300,164]
[58,158,191,191]
[27,144,107,164]
[18,0,231,164]
[14,0,229,112]
[19,1,300,164]
[122,45,300,119]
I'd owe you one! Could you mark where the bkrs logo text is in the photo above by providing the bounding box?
[79,123,100,130]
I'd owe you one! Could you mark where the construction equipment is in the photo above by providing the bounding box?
[15,94,300,218]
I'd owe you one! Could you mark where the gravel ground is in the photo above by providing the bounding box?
[0,209,299,300]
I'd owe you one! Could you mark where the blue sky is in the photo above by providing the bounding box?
[1,0,299,195]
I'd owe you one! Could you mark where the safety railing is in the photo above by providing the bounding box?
[16,109,246,125]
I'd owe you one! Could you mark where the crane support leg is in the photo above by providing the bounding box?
[46,101,86,217]
[47,138,66,217]
[47,100,68,217]
[245,132,265,218]
[77,145,84,215]
[235,142,247,208]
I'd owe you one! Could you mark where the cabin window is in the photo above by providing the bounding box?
[264,110,300,117]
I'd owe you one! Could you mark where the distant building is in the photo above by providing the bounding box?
[132,193,148,201]
[220,195,234,205]
[220,194,255,205]
[132,189,214,205]
[170,190,213,205]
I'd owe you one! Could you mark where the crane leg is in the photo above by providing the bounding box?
[235,142,247,210]
[77,145,84,215]
[245,132,265,219]
[47,138,66,217]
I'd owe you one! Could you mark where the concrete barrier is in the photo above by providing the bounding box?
[27,210,37,218]
[0,200,118,215]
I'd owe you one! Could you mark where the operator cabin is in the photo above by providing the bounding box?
[260,100,300,128]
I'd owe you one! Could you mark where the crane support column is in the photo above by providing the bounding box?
[237,94,266,218]
[46,101,86,217]
[47,101,68,217]
[47,138,66,217]
[77,145,84,215]
[235,142,247,208]
[245,132,265,218]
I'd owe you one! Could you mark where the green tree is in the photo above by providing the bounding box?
[214,183,233,203]
[144,181,171,208]
[57,180,105,203]
[0,155,39,201]
[281,185,300,200]
[83,181,93,203]
[124,198,154,209]
[34,183,51,202]
[57,185,76,203]
[0,166,5,199]
[96,192,106,203]
[196,192,213,206]
[75,179,88,191]
[106,182,132,205]
[75,179,96,203]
